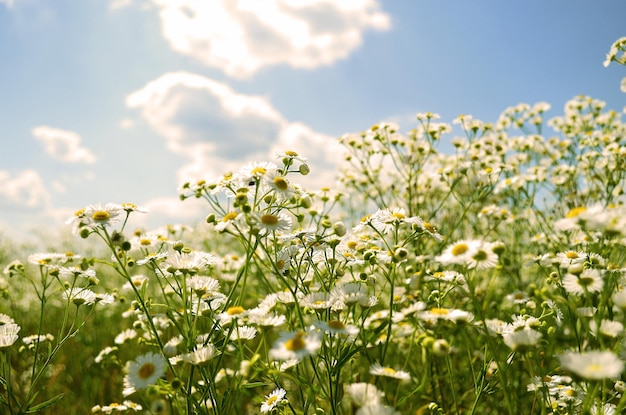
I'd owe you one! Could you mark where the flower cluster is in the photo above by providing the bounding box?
[1,37,626,415]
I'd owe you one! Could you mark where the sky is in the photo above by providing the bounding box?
[0,0,625,242]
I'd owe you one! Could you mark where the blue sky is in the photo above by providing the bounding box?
[0,0,624,241]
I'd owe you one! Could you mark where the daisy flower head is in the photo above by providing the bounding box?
[315,319,360,337]
[344,382,384,408]
[27,252,79,267]
[187,275,220,296]
[466,241,500,270]
[369,208,422,234]
[136,251,168,266]
[227,325,258,341]
[81,203,125,231]
[266,170,296,199]
[0,323,20,348]
[260,387,287,413]
[124,352,166,394]
[255,212,293,235]
[181,345,216,366]
[164,250,216,275]
[561,269,604,295]
[435,239,480,266]
[301,292,335,310]
[275,149,307,164]
[424,270,466,286]
[502,329,542,353]
[369,363,411,381]
[59,266,97,280]
[331,282,369,306]
[269,329,322,361]
[555,250,588,269]
[214,211,242,232]
[218,305,248,325]
[63,288,97,306]
[559,350,624,380]
[236,161,277,187]
[589,319,624,338]
[418,307,474,325]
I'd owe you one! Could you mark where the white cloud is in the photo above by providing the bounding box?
[126,71,344,189]
[0,170,50,208]
[148,0,390,78]
[32,126,97,164]
[119,118,136,129]
[0,0,13,9]
[109,0,133,11]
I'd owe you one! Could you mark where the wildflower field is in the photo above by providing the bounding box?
[1,38,626,415]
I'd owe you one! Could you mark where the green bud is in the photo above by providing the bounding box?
[300,195,312,209]
[299,164,310,175]
[432,339,450,357]
[333,221,346,237]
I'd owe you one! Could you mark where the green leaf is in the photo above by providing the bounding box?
[25,394,64,413]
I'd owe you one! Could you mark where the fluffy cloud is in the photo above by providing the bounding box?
[147,0,390,78]
[0,170,50,208]
[32,126,97,164]
[0,0,13,9]
[126,71,345,189]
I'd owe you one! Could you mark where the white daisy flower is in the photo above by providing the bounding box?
[269,330,322,361]
[260,387,286,413]
[369,363,411,381]
[559,350,624,380]
[124,352,166,393]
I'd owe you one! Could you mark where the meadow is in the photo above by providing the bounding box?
[1,38,626,415]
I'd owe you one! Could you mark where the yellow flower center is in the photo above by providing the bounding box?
[423,222,436,233]
[266,395,279,406]
[273,177,289,190]
[138,362,156,380]
[392,212,406,220]
[251,167,267,176]
[261,214,279,226]
[328,320,345,330]
[285,332,306,351]
[579,276,595,287]
[566,207,587,218]
[222,212,238,222]
[285,150,299,157]
[74,208,85,217]
[451,243,469,256]
[140,238,152,246]
[565,251,580,259]
[430,308,449,315]
[384,367,397,374]
[92,210,111,221]
[472,250,488,261]
[227,306,245,315]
